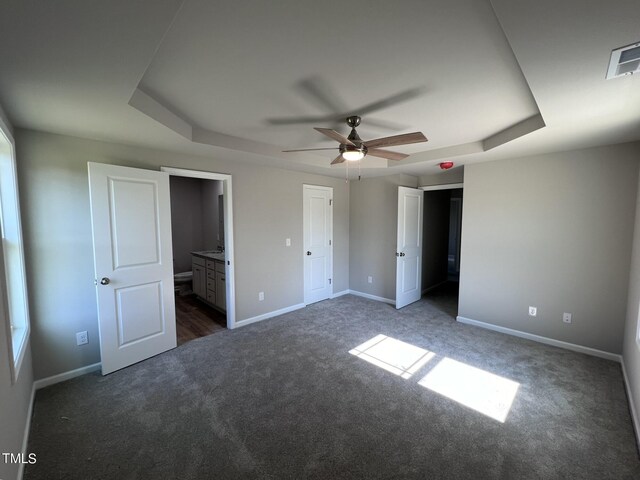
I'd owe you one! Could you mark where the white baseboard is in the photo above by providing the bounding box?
[33,362,101,391]
[234,303,306,328]
[621,358,640,448]
[348,289,396,306]
[456,316,621,362]
[331,290,350,299]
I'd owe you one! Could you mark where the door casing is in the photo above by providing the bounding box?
[303,184,333,305]
[161,166,236,329]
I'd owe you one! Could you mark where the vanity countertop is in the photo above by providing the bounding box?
[192,251,225,262]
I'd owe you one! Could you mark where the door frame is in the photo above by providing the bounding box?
[303,184,334,305]
[419,182,465,300]
[161,167,237,329]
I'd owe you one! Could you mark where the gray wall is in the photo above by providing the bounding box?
[349,174,418,300]
[419,167,464,187]
[459,143,640,354]
[623,165,640,440]
[201,180,223,250]
[16,129,349,380]
[422,190,450,290]
[169,176,205,273]
[0,107,34,480]
[0,335,32,480]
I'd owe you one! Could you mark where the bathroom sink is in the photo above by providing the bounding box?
[192,250,225,261]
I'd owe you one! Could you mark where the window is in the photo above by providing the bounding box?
[0,121,30,382]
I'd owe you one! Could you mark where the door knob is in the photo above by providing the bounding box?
[100,277,110,285]
[400,252,406,257]
[306,251,312,256]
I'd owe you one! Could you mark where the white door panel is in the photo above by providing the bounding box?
[396,187,423,309]
[304,185,333,305]
[88,162,176,375]
[115,282,165,346]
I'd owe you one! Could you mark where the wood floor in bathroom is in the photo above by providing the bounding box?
[175,294,227,346]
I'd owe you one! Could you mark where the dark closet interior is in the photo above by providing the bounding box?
[421,188,463,314]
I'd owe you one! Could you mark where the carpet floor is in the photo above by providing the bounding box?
[25,294,640,479]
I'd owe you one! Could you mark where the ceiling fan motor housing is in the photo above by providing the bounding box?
[340,143,368,157]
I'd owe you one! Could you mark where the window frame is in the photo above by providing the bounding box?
[0,115,31,383]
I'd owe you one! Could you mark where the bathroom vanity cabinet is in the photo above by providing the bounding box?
[191,252,226,312]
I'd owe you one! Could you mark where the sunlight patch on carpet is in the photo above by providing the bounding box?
[418,357,519,423]
[349,334,435,379]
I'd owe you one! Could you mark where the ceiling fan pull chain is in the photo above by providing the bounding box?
[345,159,349,183]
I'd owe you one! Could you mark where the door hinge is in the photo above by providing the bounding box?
[329,199,332,206]
[329,239,332,246]
[329,278,332,284]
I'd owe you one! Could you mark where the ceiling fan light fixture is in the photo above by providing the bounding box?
[342,150,365,161]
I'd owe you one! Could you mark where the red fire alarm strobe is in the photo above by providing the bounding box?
[439,161,454,170]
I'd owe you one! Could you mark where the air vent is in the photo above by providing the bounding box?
[606,41,640,79]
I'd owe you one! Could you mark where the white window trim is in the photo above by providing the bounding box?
[0,114,31,383]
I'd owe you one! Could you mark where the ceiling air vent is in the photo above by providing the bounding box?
[606,41,640,79]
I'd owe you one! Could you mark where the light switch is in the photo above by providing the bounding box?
[285,238,291,247]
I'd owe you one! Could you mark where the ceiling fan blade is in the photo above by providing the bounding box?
[297,76,345,114]
[364,132,427,149]
[353,87,426,116]
[366,148,409,161]
[282,147,338,152]
[330,155,345,165]
[314,128,355,146]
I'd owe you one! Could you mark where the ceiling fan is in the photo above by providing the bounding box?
[283,116,428,165]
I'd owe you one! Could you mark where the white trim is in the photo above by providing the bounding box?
[456,316,621,362]
[331,289,350,299]
[161,167,236,329]
[303,184,333,305]
[348,289,396,306]
[17,383,36,480]
[419,183,464,191]
[233,303,306,329]
[0,107,31,384]
[621,358,640,448]
[33,362,101,390]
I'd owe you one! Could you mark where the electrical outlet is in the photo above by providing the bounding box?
[563,312,572,324]
[528,306,537,317]
[367,276,373,284]
[258,291,264,301]
[76,331,88,346]
[285,238,291,247]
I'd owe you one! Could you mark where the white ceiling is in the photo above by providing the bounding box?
[0,0,639,178]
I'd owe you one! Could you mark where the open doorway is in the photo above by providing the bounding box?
[163,167,236,345]
[421,185,463,318]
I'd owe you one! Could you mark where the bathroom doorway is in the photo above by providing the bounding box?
[420,183,463,318]
[162,167,236,344]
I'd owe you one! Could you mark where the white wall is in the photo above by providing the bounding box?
[623,164,640,441]
[0,105,34,480]
[349,174,418,300]
[15,129,349,380]
[459,143,640,354]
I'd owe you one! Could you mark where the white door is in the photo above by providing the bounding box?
[396,186,423,309]
[88,163,176,375]
[303,185,333,305]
